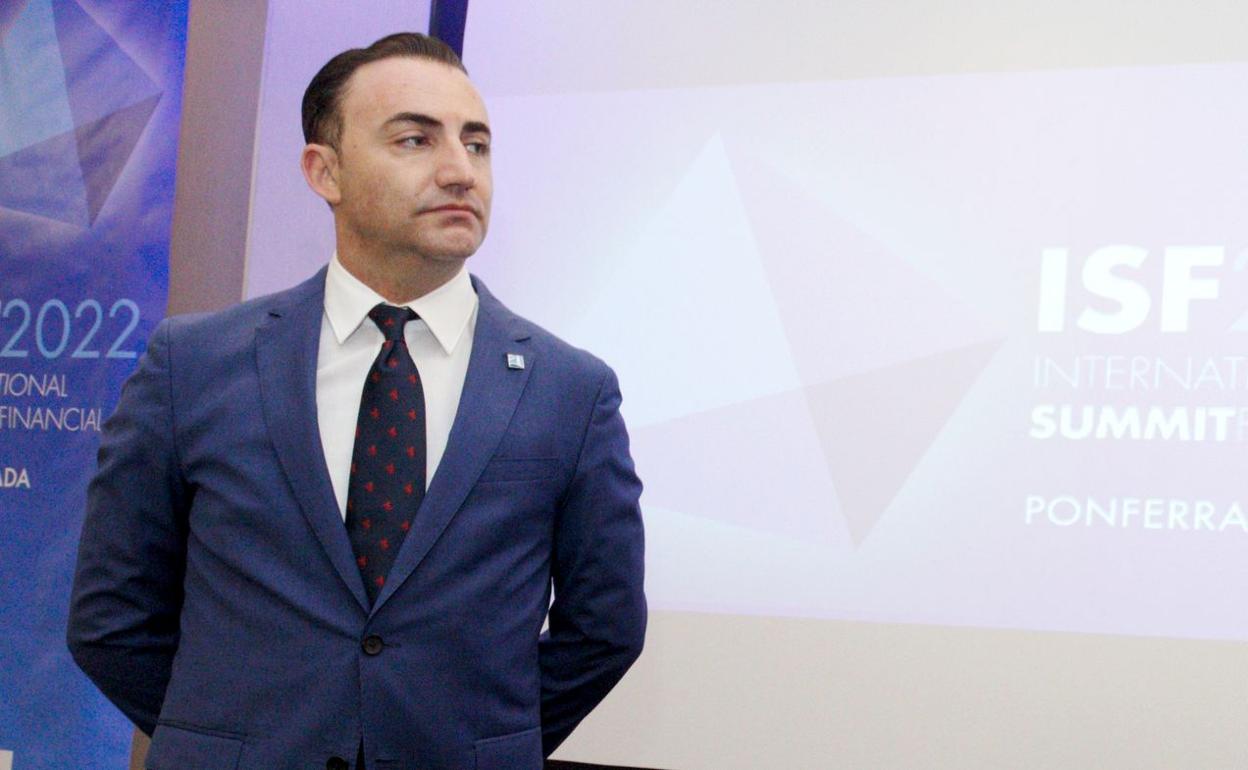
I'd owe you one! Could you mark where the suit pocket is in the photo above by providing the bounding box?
[474,725,542,770]
[477,457,559,483]
[146,722,244,770]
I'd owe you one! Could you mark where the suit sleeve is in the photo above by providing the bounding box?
[539,367,647,756]
[66,319,190,736]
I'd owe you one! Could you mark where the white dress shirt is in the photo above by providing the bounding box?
[316,255,478,520]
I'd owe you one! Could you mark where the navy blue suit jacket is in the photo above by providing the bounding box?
[67,270,646,770]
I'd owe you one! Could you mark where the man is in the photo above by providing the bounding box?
[67,33,645,770]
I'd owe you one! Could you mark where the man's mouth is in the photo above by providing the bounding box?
[425,204,478,216]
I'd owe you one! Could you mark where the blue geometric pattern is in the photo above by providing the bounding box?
[0,0,75,156]
[0,0,160,226]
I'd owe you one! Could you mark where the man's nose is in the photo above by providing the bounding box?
[435,143,476,191]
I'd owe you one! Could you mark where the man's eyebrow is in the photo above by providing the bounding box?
[462,121,491,138]
[383,112,441,130]
[382,113,491,138]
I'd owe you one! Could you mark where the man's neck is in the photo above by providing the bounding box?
[336,247,463,304]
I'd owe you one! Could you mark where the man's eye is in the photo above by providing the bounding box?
[466,141,490,156]
[400,136,428,147]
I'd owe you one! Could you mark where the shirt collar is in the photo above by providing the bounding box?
[324,253,478,355]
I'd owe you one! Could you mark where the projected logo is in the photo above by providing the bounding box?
[0,0,161,226]
[1028,244,1248,445]
[1037,245,1226,334]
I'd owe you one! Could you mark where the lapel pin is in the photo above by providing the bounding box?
[506,353,525,370]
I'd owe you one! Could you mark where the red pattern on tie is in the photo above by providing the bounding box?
[344,304,425,605]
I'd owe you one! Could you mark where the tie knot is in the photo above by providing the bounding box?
[368,304,417,342]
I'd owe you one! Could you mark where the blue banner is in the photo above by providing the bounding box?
[0,2,188,767]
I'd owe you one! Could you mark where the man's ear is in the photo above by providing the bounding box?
[300,143,342,206]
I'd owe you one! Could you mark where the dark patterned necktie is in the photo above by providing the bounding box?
[345,304,426,604]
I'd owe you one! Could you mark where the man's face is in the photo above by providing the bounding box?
[328,56,492,264]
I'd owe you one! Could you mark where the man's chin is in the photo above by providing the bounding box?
[409,247,475,267]
[421,233,484,261]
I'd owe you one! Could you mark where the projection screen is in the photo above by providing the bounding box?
[458,2,1248,768]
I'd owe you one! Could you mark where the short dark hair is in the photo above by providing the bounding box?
[301,32,467,149]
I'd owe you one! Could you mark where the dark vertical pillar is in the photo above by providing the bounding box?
[428,0,469,58]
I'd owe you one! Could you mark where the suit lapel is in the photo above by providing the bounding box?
[373,277,533,612]
[255,269,370,612]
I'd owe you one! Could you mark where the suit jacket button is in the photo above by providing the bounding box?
[362,634,384,655]
[326,757,349,770]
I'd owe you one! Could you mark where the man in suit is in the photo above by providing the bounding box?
[67,32,646,770]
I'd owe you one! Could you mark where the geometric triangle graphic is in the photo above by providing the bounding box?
[569,132,803,427]
[726,141,996,384]
[631,387,841,544]
[0,0,161,226]
[0,122,89,225]
[75,93,158,223]
[804,339,1003,544]
[51,0,158,126]
[0,0,75,156]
